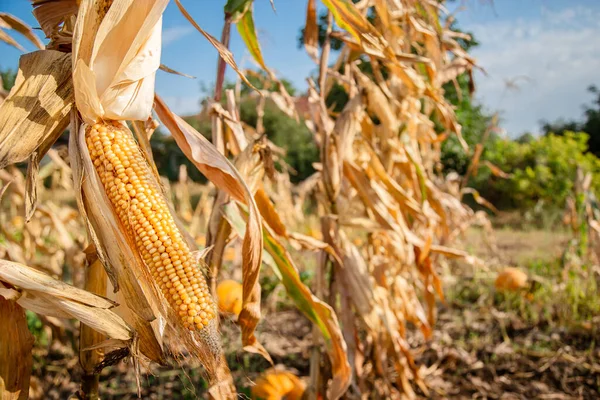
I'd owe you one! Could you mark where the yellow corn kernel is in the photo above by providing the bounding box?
[85,121,215,331]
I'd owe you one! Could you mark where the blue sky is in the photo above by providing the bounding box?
[1,0,599,136]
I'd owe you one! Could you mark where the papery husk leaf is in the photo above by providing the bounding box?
[72,0,168,123]
[154,95,267,360]
[225,204,351,399]
[0,298,33,400]
[31,0,79,39]
[0,259,132,341]
[0,50,73,169]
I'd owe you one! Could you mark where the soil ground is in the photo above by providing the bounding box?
[28,227,599,399]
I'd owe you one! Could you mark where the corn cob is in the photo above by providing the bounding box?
[85,121,215,331]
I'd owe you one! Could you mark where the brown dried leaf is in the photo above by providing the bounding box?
[159,64,196,79]
[304,0,319,62]
[0,12,44,50]
[254,188,287,237]
[24,152,39,223]
[483,160,511,179]
[0,29,25,52]
[0,298,33,400]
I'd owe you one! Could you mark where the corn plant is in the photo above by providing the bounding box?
[0,0,482,399]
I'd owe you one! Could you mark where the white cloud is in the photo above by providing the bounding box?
[466,6,600,136]
[162,25,194,46]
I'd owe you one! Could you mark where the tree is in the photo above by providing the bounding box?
[0,69,16,91]
[541,85,600,157]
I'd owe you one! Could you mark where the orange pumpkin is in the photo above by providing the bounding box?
[495,267,528,292]
[216,279,243,316]
[251,370,306,400]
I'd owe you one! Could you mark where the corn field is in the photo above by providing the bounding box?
[1,1,598,399]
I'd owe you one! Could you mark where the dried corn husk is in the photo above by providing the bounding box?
[0,259,131,341]
[72,0,168,123]
[0,50,74,169]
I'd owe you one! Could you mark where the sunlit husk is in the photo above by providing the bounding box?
[0,50,74,170]
[72,0,168,123]
[0,259,131,341]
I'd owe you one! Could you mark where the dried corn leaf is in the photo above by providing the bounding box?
[0,298,33,400]
[254,188,287,237]
[159,64,196,79]
[31,0,79,39]
[174,0,257,91]
[0,50,73,169]
[483,160,511,179]
[321,0,390,60]
[304,0,319,62]
[0,12,44,50]
[0,29,24,51]
[225,204,351,400]
[24,152,40,222]
[461,187,499,214]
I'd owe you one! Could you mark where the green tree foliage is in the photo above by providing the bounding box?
[541,85,600,157]
[440,73,493,175]
[470,132,600,210]
[0,68,16,91]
